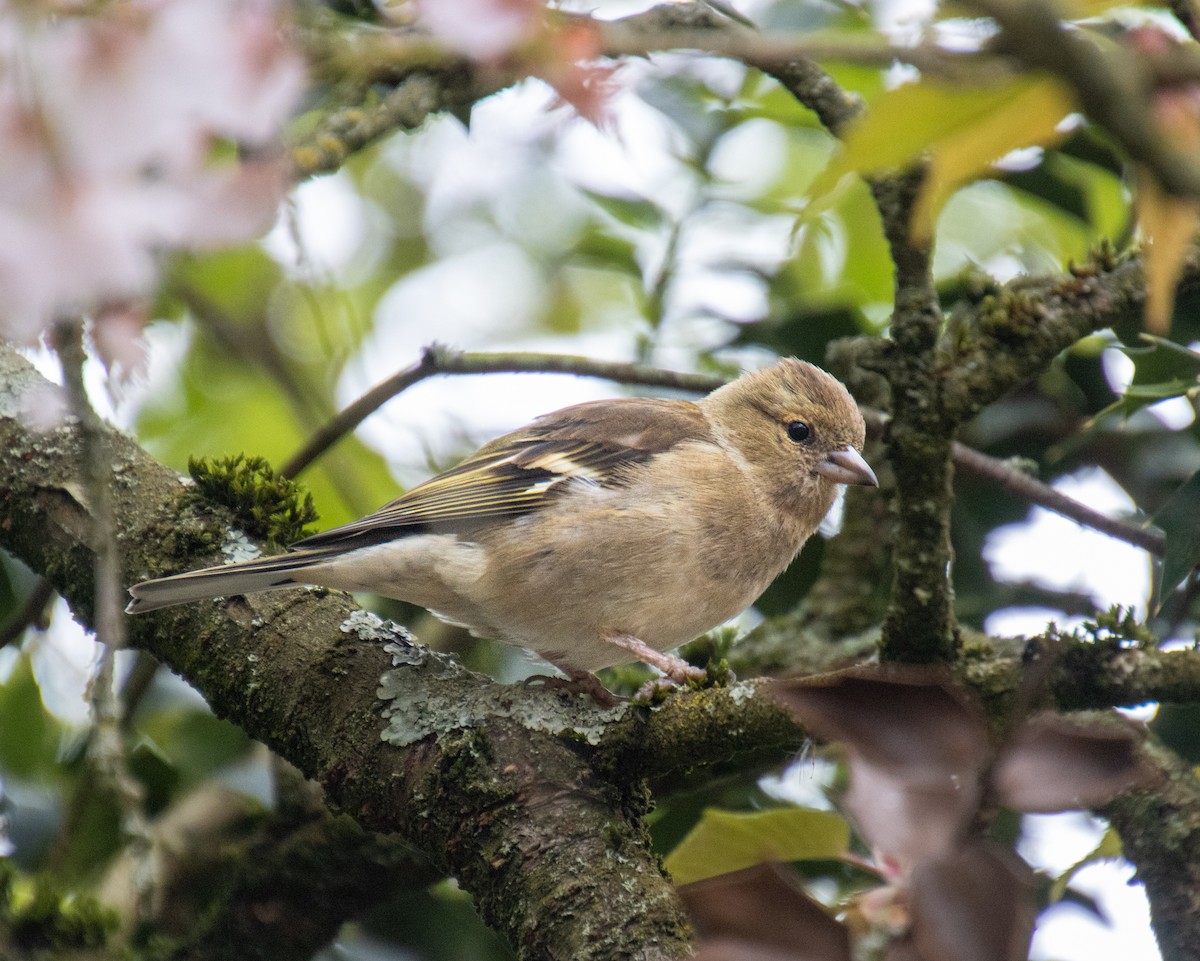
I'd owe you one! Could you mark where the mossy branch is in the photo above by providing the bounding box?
[0,346,693,961]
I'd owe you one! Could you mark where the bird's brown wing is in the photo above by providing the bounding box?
[290,398,713,551]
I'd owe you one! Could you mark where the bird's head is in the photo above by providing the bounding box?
[702,358,877,519]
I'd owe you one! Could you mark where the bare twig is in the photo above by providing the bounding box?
[0,577,55,650]
[48,319,150,913]
[49,320,127,652]
[595,15,987,78]
[279,345,724,478]
[952,442,1166,556]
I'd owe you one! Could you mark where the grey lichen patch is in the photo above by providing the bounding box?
[378,668,627,748]
[343,609,627,747]
[0,349,66,423]
[339,609,408,643]
[222,529,262,563]
[726,680,761,705]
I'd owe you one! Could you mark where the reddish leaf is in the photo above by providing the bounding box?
[768,668,989,865]
[680,864,852,961]
[843,762,980,872]
[993,713,1154,813]
[767,668,988,777]
[908,842,1036,961]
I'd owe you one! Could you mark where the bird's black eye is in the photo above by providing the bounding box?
[786,421,811,443]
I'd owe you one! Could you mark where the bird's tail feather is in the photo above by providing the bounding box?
[126,552,328,615]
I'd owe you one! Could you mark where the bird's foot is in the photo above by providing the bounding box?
[602,632,707,703]
[525,666,626,709]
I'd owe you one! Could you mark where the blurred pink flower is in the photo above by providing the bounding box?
[0,0,305,343]
[415,0,542,61]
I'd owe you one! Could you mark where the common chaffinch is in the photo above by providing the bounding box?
[128,358,876,700]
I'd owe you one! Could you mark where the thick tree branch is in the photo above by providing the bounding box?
[1104,737,1200,959]
[962,639,1200,712]
[869,172,961,663]
[0,347,693,961]
[942,252,1154,418]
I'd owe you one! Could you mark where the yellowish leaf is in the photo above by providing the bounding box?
[1049,826,1123,903]
[1137,168,1200,335]
[914,76,1076,238]
[1064,0,1168,14]
[664,807,851,886]
[807,75,1075,237]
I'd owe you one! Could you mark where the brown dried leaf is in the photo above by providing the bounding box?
[993,713,1154,813]
[844,763,980,870]
[1137,167,1200,335]
[769,668,990,864]
[908,841,1037,961]
[680,864,852,961]
[767,667,988,777]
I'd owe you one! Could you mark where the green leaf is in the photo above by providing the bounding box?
[1049,826,1123,903]
[1093,335,1200,421]
[581,190,664,231]
[571,224,642,276]
[0,655,62,781]
[1153,467,1200,603]
[166,246,283,322]
[137,709,251,793]
[664,807,851,885]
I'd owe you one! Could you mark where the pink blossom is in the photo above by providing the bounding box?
[416,0,542,61]
[0,0,305,343]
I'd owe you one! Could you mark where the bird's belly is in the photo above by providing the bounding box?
[473,511,787,672]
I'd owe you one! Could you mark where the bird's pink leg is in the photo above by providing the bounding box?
[602,631,706,696]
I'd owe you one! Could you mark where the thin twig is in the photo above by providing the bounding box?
[48,319,151,912]
[0,577,55,650]
[595,17,990,78]
[952,442,1166,556]
[279,345,724,478]
[282,347,1163,564]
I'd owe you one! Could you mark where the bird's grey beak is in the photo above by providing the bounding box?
[816,447,878,486]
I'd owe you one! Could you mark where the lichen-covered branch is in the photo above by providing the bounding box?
[0,347,691,961]
[959,638,1200,712]
[1104,737,1200,960]
[942,250,1151,418]
[290,73,493,180]
[161,796,435,961]
[867,172,961,663]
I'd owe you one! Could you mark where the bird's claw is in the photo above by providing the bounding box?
[524,671,627,709]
